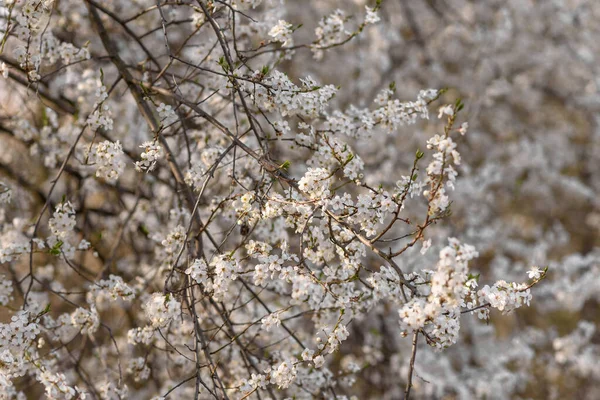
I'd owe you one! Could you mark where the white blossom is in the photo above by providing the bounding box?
[135,141,162,172]
[88,140,125,182]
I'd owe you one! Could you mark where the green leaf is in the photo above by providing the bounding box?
[49,241,64,256]
[279,160,291,171]
[467,273,480,282]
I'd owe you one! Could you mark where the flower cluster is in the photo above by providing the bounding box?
[324,88,438,139]
[185,259,209,286]
[398,239,479,348]
[56,306,100,340]
[86,84,113,131]
[269,20,294,47]
[88,140,125,182]
[477,281,532,317]
[247,70,337,118]
[297,167,332,200]
[89,274,136,306]
[127,357,151,382]
[143,293,181,329]
[48,201,76,240]
[161,225,186,256]
[0,277,13,306]
[312,9,347,59]
[261,312,281,331]
[267,359,297,389]
[135,140,162,172]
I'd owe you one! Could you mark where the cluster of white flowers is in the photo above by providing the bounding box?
[143,293,181,328]
[161,224,186,255]
[39,369,85,400]
[98,381,128,400]
[324,88,437,140]
[305,135,364,180]
[135,141,162,172]
[88,274,136,306]
[431,238,479,307]
[0,233,31,264]
[240,373,268,394]
[422,105,464,214]
[127,357,151,382]
[367,265,404,302]
[230,0,263,10]
[210,255,242,301]
[398,239,479,347]
[267,359,297,389]
[247,70,337,118]
[86,109,113,132]
[232,191,259,226]
[127,326,155,346]
[86,84,113,131]
[326,190,398,236]
[185,258,209,286]
[48,201,76,240]
[395,175,426,199]
[247,240,300,287]
[298,167,332,200]
[312,9,347,59]
[44,201,88,260]
[88,140,125,182]
[11,0,89,81]
[398,298,428,332]
[299,347,325,369]
[41,32,91,64]
[10,1,51,80]
[325,324,350,353]
[0,277,13,306]
[477,281,532,316]
[0,311,42,396]
[184,161,206,190]
[269,20,294,47]
[56,306,100,340]
[93,83,109,108]
[261,312,281,331]
[364,6,380,25]
[0,311,39,354]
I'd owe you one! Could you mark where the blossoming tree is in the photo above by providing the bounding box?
[0,0,598,399]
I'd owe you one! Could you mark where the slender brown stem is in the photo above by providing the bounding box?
[405,330,419,400]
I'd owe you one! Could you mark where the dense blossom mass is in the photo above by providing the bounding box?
[0,0,598,399]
